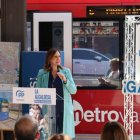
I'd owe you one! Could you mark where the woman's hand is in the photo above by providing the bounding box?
[98,77,111,85]
[57,72,67,83]
[98,77,106,84]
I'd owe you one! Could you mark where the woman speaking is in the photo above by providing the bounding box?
[36,48,77,138]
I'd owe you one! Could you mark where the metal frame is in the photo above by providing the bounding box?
[124,15,140,140]
[33,12,72,70]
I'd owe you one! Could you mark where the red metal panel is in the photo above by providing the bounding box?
[27,4,122,17]
[27,0,83,4]
[82,0,121,4]
[72,90,140,134]
[27,4,87,17]
[27,3,140,17]
[133,0,140,2]
[121,0,134,2]
[27,0,140,4]
[27,0,39,3]
[121,0,140,4]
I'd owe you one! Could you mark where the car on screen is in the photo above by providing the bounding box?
[72,48,110,76]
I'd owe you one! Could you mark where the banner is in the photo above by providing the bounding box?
[0,42,21,129]
[13,87,56,105]
[72,89,140,134]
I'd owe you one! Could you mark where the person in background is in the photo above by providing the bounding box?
[101,121,129,140]
[98,58,120,88]
[29,104,42,122]
[14,115,40,140]
[48,134,71,140]
[29,104,48,140]
[36,48,77,138]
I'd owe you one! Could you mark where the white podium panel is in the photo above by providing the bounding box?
[13,87,57,139]
[13,87,56,105]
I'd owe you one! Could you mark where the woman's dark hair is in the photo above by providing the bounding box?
[48,134,71,140]
[44,48,62,71]
[101,121,129,140]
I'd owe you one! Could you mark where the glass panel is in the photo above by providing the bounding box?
[39,22,63,51]
[33,13,72,69]
[72,21,120,88]
[26,22,31,51]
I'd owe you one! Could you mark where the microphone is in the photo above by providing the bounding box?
[56,93,64,100]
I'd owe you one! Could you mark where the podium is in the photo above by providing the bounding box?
[39,93,64,139]
[13,87,57,139]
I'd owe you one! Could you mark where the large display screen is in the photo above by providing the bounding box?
[87,6,140,18]
[72,20,120,88]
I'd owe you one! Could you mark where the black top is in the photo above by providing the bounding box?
[48,71,64,113]
[48,71,64,133]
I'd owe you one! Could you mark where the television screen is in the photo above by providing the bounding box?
[72,20,121,88]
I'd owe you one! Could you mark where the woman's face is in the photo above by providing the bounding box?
[50,51,61,67]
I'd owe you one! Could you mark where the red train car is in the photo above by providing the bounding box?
[26,0,140,134]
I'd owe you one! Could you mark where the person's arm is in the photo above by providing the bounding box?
[57,68,77,94]
[107,79,120,88]
[36,69,43,88]
[98,77,106,84]
[63,68,77,94]
[106,71,121,88]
